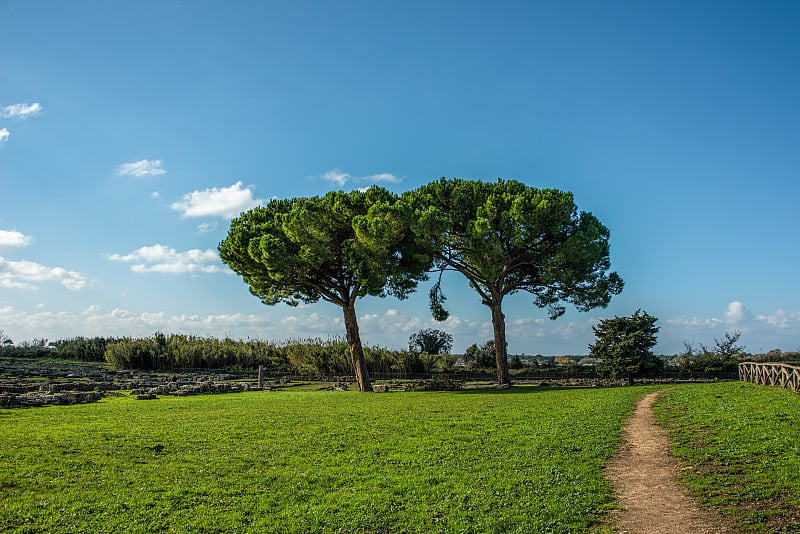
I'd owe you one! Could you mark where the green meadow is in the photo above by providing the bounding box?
[4,382,799,533]
[654,381,800,532]
[1,385,653,534]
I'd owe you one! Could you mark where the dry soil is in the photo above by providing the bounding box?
[603,390,740,534]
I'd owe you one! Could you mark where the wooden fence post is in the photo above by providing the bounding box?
[739,361,800,393]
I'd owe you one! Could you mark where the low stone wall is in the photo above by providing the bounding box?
[131,380,247,398]
[0,390,104,408]
[0,358,269,408]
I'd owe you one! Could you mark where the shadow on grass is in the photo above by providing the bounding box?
[451,384,636,395]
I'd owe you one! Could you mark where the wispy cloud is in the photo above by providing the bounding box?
[0,128,9,144]
[756,309,800,330]
[109,244,229,274]
[0,305,472,349]
[116,159,167,177]
[83,304,101,315]
[0,229,31,251]
[5,298,800,354]
[320,169,402,188]
[170,181,263,219]
[0,256,87,291]
[196,222,218,233]
[1,102,42,119]
[368,172,402,183]
[322,170,350,187]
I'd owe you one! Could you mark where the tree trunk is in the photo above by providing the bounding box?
[342,301,373,392]
[490,300,511,386]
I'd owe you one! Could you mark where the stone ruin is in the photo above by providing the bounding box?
[0,358,283,409]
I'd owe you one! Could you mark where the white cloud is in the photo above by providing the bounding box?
[196,222,218,233]
[1,102,42,119]
[0,256,87,291]
[755,309,800,330]
[367,172,402,183]
[0,305,478,348]
[724,300,752,325]
[666,316,723,330]
[320,169,402,188]
[0,128,9,143]
[170,181,263,219]
[0,279,36,290]
[5,296,800,355]
[322,170,350,187]
[0,229,31,251]
[151,191,160,199]
[108,244,229,274]
[667,301,754,333]
[116,159,167,177]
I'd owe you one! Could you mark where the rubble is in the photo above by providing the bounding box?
[0,357,275,409]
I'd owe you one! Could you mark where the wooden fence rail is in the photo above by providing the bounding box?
[739,361,800,392]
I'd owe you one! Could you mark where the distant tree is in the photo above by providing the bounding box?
[219,187,431,392]
[554,355,577,367]
[671,331,745,375]
[707,331,746,360]
[592,310,661,384]
[464,340,497,369]
[408,328,453,355]
[509,353,525,369]
[407,178,623,386]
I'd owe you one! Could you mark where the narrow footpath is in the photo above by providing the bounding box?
[603,391,739,534]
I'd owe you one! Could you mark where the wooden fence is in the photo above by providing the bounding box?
[739,361,800,392]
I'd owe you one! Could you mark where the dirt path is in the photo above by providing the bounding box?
[603,390,739,534]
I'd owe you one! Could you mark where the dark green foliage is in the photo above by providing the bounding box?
[219,187,432,391]
[464,340,498,369]
[219,187,431,307]
[406,178,623,385]
[748,349,800,363]
[283,338,349,375]
[100,333,457,376]
[0,336,120,361]
[509,354,525,369]
[592,310,661,383]
[409,375,462,391]
[104,333,289,372]
[669,331,747,375]
[710,330,746,359]
[53,337,118,362]
[408,328,453,355]
[0,339,53,359]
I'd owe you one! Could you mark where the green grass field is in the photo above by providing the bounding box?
[1,385,653,534]
[654,382,800,532]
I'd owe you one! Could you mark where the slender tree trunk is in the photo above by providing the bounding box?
[342,301,373,392]
[490,300,511,386]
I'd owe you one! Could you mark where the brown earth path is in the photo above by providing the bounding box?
[603,390,740,534]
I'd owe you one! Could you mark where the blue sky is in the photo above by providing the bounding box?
[1,1,799,355]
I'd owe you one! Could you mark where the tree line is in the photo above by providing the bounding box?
[219,178,623,391]
[0,332,523,376]
[1,329,793,379]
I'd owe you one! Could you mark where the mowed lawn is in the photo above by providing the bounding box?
[654,381,800,532]
[0,385,653,534]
